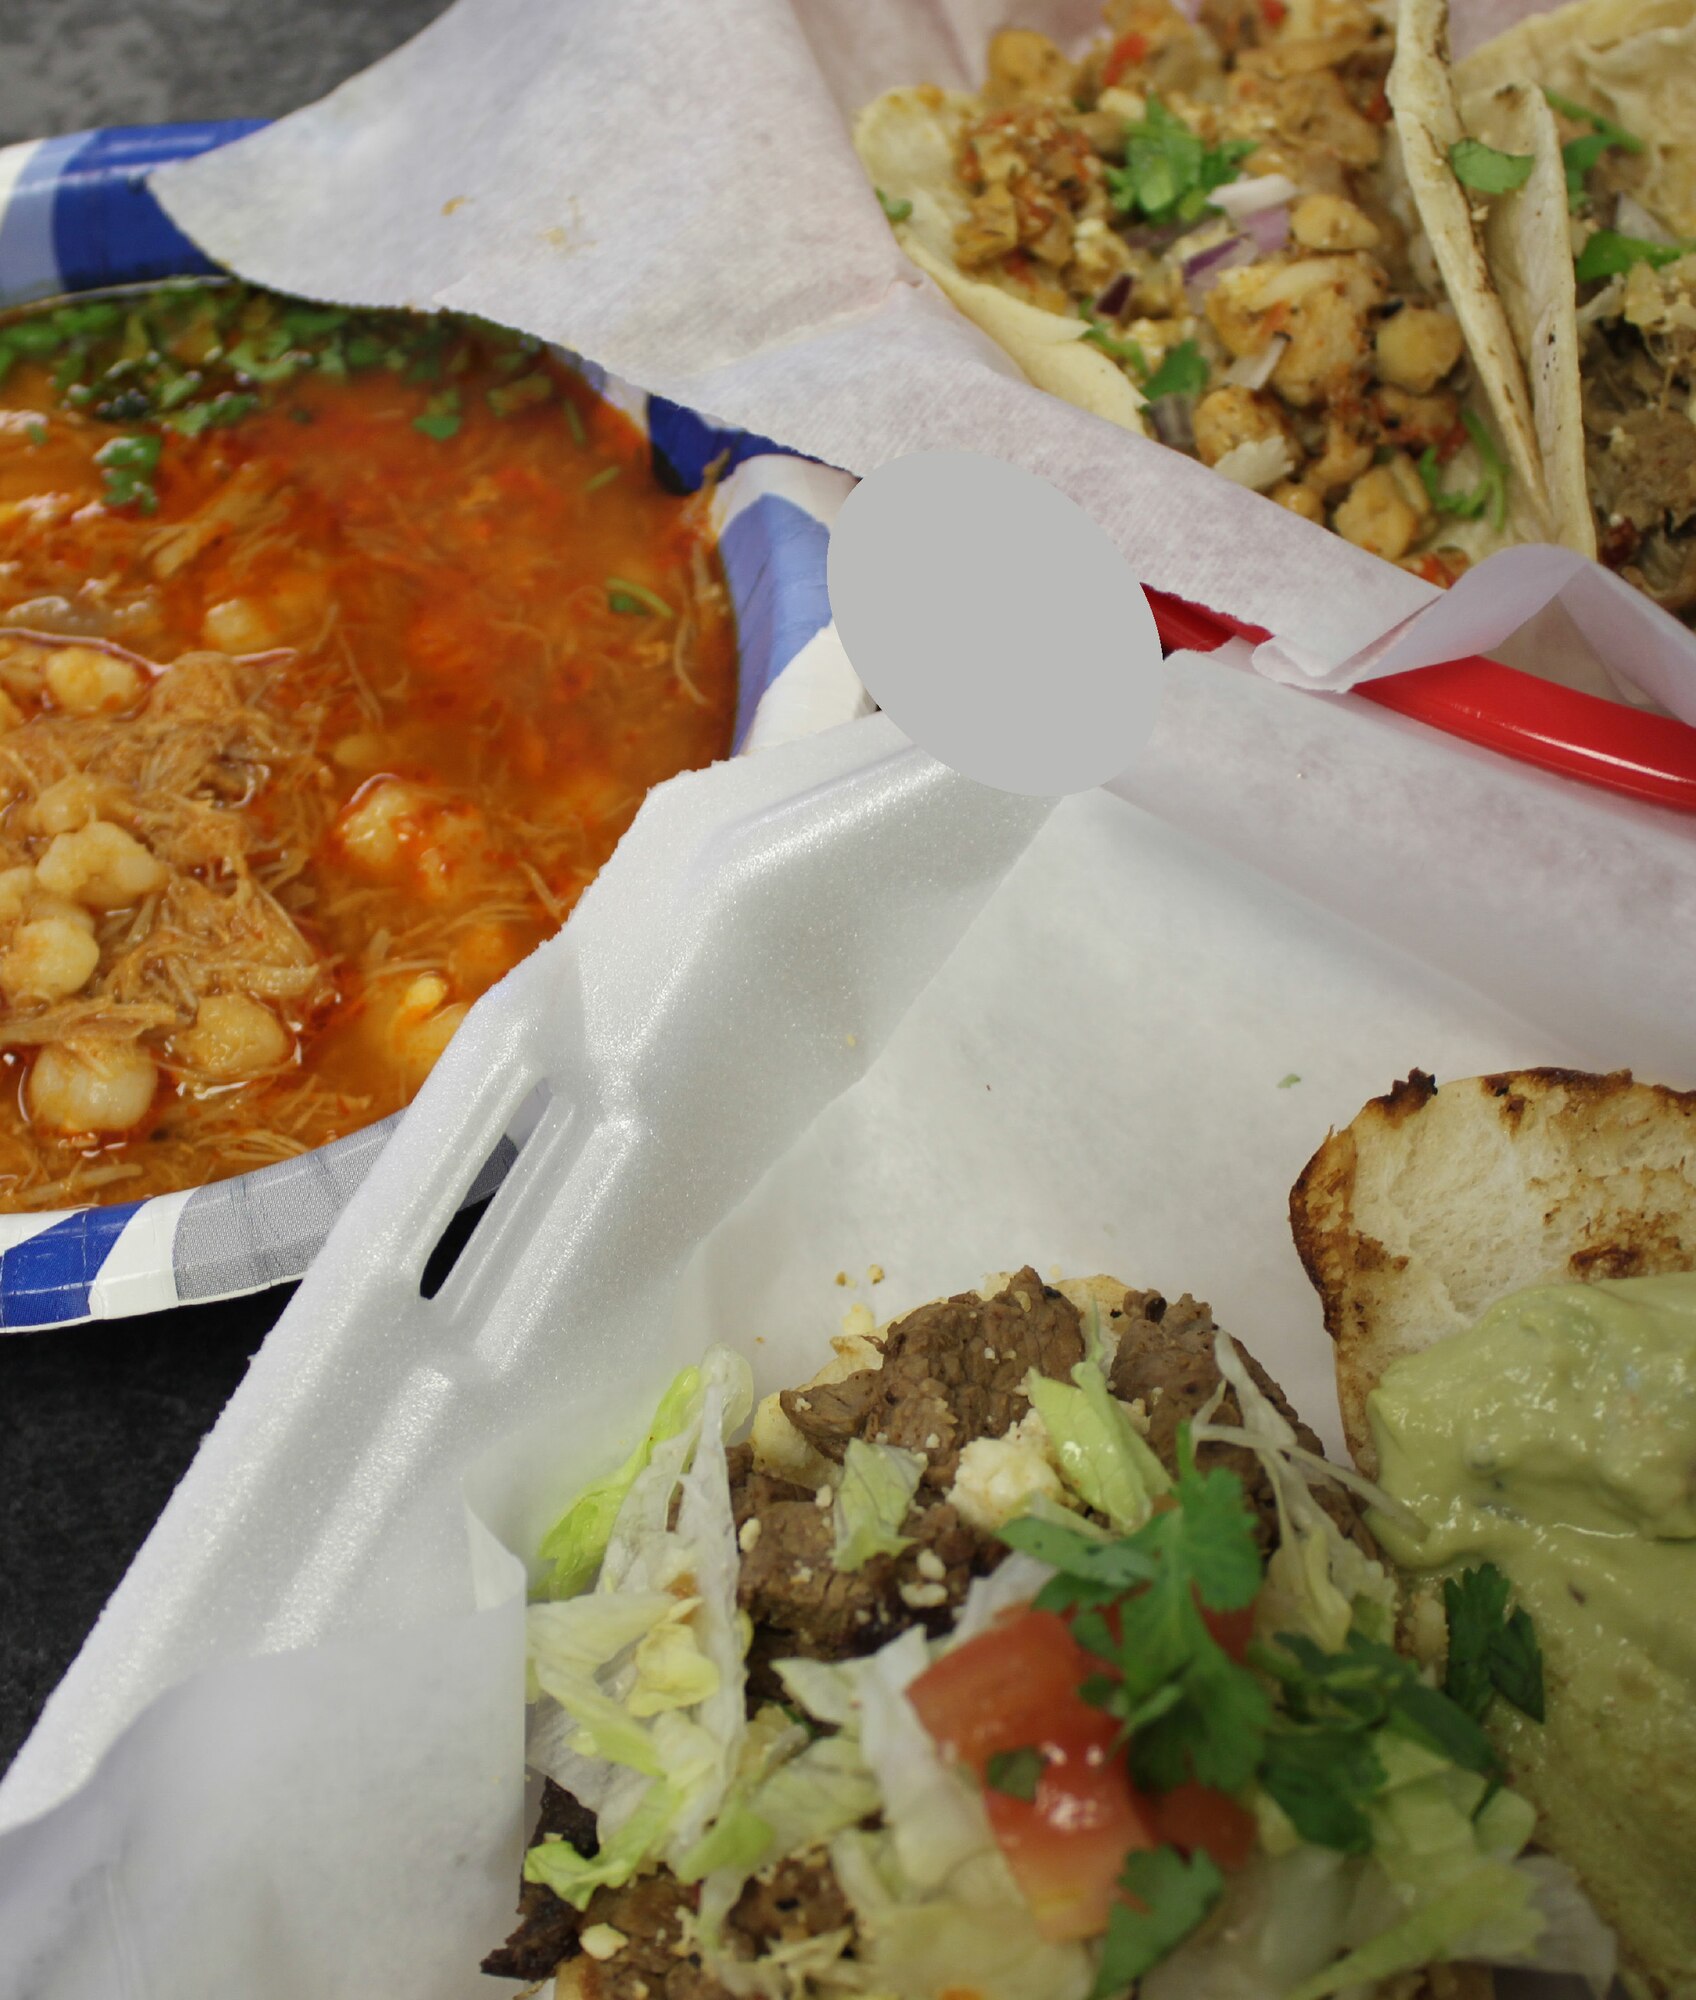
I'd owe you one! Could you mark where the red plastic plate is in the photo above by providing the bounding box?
[1148,589,1696,816]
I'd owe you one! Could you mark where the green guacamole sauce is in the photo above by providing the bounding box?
[1368,1273,1696,1996]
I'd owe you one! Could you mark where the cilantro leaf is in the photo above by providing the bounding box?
[876,187,914,223]
[1575,228,1692,284]
[1543,88,1644,155]
[1081,319,1150,373]
[1263,1628,1501,1781]
[1258,1727,1384,1854]
[1141,339,1210,401]
[1417,409,1509,529]
[1107,97,1254,226]
[1449,138,1534,195]
[1090,1847,1224,1998]
[95,431,162,514]
[413,388,462,441]
[1443,1564,1545,1724]
[985,1745,1045,1801]
[1172,1446,1262,1611]
[1003,1513,1160,1591]
[1545,91,1647,213]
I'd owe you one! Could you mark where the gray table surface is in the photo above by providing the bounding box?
[0,0,458,1781]
[0,0,455,146]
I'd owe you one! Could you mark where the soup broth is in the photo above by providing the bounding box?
[0,284,738,1208]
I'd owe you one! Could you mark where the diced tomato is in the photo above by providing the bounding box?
[910,1611,1159,1941]
[1102,31,1150,87]
[909,1609,1095,1774]
[984,1714,1158,1941]
[1149,1782,1259,1871]
[1258,0,1288,25]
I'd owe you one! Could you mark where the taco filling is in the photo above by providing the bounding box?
[482,1268,1613,2000]
[855,2,1545,583]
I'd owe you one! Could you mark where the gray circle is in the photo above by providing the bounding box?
[827,451,1164,796]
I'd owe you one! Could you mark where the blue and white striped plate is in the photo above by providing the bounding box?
[0,122,859,1330]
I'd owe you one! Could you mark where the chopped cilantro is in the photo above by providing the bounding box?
[1107,97,1254,227]
[413,388,462,441]
[1141,339,1209,401]
[345,332,387,370]
[8,319,65,358]
[164,391,259,436]
[280,304,349,340]
[1544,88,1643,154]
[25,420,47,446]
[1090,1847,1223,1998]
[585,464,622,494]
[1443,1562,1545,1724]
[605,577,672,617]
[1575,228,1692,284]
[1448,138,1534,195]
[1257,1727,1383,1854]
[1278,1072,1301,1088]
[1011,1428,1269,1794]
[1081,318,1151,374]
[562,397,587,447]
[95,431,163,514]
[487,369,553,419]
[1259,1629,1501,1783]
[985,1745,1045,1801]
[1417,409,1509,529]
[876,188,913,223]
[225,334,303,384]
[1544,90,1645,212]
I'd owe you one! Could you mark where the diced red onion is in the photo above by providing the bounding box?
[1212,174,1300,221]
[1148,396,1196,448]
[1182,235,1256,297]
[1240,204,1291,255]
[1095,273,1133,319]
[1612,193,1674,245]
[1223,336,1289,390]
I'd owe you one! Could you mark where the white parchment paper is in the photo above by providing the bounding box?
[3,651,1694,1994]
[149,0,1696,718]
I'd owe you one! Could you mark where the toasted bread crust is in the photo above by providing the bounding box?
[1291,1067,1696,1472]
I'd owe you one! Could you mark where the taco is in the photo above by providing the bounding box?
[482,1265,1614,2000]
[854,3,1556,585]
[1456,0,1696,619]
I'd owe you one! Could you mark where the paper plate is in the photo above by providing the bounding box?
[0,121,866,1330]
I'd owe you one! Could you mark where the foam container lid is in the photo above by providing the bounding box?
[0,122,869,1329]
[2,634,1694,1993]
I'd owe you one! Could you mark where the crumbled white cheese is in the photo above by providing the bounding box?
[814,1483,834,1511]
[793,1564,814,1585]
[737,1517,762,1553]
[984,1345,998,1361]
[916,1548,947,1582]
[923,1432,941,1451]
[899,1581,950,1610]
[580,1926,629,1961]
[948,1410,1065,1532]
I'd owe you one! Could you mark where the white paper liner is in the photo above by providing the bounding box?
[3,652,1694,1991]
[148,0,1696,718]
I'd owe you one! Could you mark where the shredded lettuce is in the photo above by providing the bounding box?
[523,1777,680,1908]
[831,1830,1094,2000]
[833,1438,926,1570]
[774,1654,863,1730]
[1276,1735,1614,2000]
[949,1550,1057,1644]
[536,1363,702,1598]
[856,1624,989,1890]
[1024,1360,1170,1531]
[524,1346,753,1883]
[1200,1331,1396,1651]
[680,1733,881,1884]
